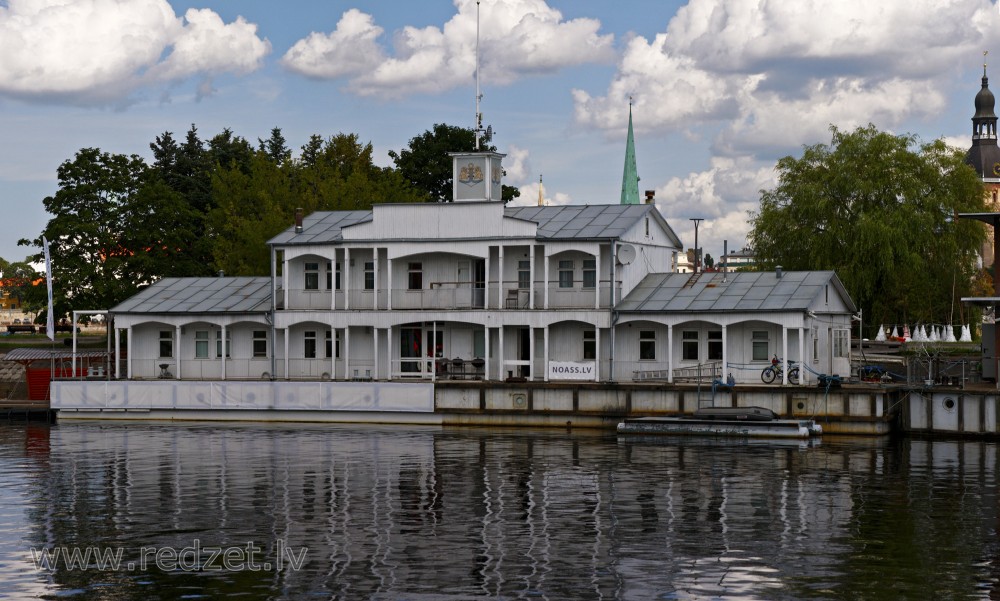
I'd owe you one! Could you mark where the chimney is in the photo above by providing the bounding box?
[218,270,225,278]
[294,208,303,234]
[776,265,783,279]
[644,190,655,204]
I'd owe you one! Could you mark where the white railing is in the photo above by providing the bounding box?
[286,289,332,310]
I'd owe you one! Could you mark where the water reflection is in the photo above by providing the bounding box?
[0,423,998,600]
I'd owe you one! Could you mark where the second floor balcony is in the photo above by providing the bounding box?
[280,280,619,312]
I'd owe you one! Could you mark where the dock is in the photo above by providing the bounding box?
[0,401,56,422]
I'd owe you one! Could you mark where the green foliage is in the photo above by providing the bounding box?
[208,133,426,276]
[0,259,44,315]
[748,124,987,326]
[389,123,520,202]
[23,148,150,311]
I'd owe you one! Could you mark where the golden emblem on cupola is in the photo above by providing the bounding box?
[459,162,484,185]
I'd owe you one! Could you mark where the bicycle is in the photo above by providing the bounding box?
[761,355,799,384]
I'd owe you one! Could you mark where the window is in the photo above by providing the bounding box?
[583,330,596,360]
[304,262,319,290]
[159,330,173,358]
[582,259,596,289]
[335,262,341,290]
[518,260,530,289]
[304,331,317,359]
[752,331,769,361]
[326,261,333,290]
[558,260,573,288]
[253,331,267,358]
[364,261,375,290]
[408,262,423,290]
[195,331,209,359]
[833,329,850,358]
[708,330,722,360]
[682,331,698,361]
[639,330,656,360]
[216,331,231,358]
[325,330,341,359]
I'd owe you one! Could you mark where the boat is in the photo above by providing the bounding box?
[617,406,822,439]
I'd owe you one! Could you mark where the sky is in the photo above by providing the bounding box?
[0,0,998,265]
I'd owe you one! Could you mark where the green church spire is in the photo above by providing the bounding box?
[620,103,639,205]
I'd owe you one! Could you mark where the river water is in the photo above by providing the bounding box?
[0,421,998,600]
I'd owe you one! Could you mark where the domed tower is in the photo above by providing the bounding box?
[966,62,1000,182]
[966,59,1000,267]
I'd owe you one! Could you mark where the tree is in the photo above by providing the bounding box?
[389,123,520,202]
[21,148,150,311]
[748,124,987,327]
[0,259,44,317]
[704,254,715,269]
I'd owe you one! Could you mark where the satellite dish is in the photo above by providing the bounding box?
[486,125,493,140]
[616,244,636,265]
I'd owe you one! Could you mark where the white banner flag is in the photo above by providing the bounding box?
[42,236,53,341]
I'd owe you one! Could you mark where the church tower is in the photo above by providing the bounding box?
[966,58,1000,266]
[620,104,640,205]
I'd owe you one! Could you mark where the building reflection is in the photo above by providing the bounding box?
[3,424,999,600]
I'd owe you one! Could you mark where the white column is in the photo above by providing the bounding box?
[387,257,393,310]
[282,255,288,310]
[721,324,728,382]
[499,326,505,380]
[543,247,549,309]
[484,254,491,309]
[344,248,351,311]
[221,324,227,381]
[594,327,601,382]
[373,248,380,310]
[484,326,491,380]
[543,325,549,382]
[594,248,601,309]
[330,328,336,379]
[283,329,290,380]
[782,326,789,385]
[175,325,182,380]
[498,245,505,309]
[388,325,394,379]
[529,245,536,309]
[799,327,807,384]
[114,328,121,379]
[667,324,674,384]
[373,327,379,380]
[345,327,351,380]
[529,327,536,380]
[331,251,337,310]
[431,322,437,382]
[126,327,133,379]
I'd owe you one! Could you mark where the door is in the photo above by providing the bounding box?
[473,260,486,308]
[399,327,422,374]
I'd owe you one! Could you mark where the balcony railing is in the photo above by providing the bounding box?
[278,280,621,311]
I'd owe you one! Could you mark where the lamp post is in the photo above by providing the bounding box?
[690,218,703,274]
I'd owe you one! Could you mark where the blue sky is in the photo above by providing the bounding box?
[0,0,997,267]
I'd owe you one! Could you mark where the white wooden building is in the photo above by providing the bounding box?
[108,151,856,385]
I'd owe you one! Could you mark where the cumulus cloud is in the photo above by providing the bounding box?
[574,0,1000,252]
[655,156,776,251]
[281,9,385,79]
[502,144,530,183]
[574,0,1000,150]
[0,0,270,105]
[508,181,573,207]
[282,0,615,97]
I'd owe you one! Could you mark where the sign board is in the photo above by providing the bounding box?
[548,361,596,381]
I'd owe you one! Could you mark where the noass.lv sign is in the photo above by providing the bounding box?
[548,361,596,380]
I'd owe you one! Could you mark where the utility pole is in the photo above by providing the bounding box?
[690,218,704,274]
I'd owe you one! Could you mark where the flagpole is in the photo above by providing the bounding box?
[43,237,54,401]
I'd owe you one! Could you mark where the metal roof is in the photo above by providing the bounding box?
[4,348,111,363]
[267,204,682,246]
[616,270,857,313]
[111,277,271,314]
[268,210,373,245]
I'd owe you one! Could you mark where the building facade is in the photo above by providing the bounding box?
[108,151,856,386]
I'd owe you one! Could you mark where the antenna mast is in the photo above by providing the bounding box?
[475,1,482,150]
